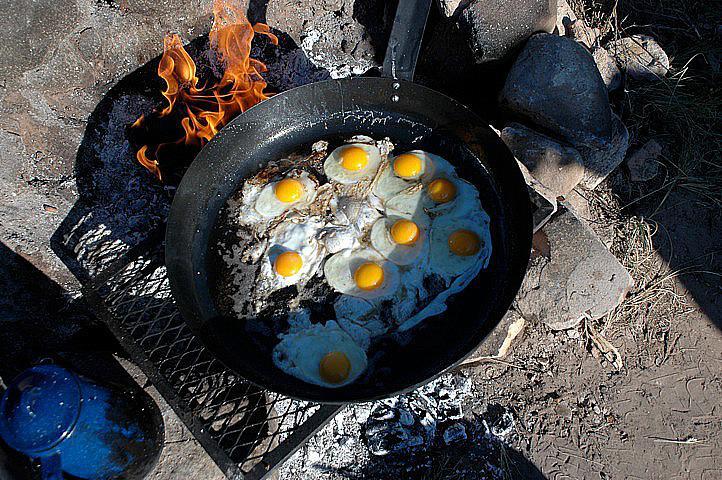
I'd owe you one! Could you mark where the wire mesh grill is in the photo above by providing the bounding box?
[81,238,341,479]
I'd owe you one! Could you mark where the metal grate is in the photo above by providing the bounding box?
[80,233,342,480]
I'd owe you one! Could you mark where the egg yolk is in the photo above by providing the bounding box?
[390,219,420,246]
[393,153,423,179]
[354,262,385,291]
[448,229,481,256]
[427,178,457,203]
[339,146,369,171]
[319,351,351,384]
[274,251,303,277]
[274,178,304,203]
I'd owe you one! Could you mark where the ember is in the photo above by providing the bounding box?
[131,0,277,182]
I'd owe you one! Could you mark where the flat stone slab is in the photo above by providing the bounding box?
[502,122,585,196]
[515,204,633,330]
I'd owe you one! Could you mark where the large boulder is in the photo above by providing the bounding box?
[499,33,613,147]
[455,0,557,63]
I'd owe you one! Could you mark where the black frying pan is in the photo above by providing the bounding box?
[166,0,532,403]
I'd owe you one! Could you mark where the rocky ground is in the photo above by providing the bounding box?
[1,0,720,479]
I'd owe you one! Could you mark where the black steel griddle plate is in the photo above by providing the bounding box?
[166,77,533,403]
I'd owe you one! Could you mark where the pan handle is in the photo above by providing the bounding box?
[382,0,433,81]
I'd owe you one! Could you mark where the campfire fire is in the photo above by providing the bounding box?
[131,0,277,182]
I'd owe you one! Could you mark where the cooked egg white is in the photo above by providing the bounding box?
[273,321,367,387]
[324,143,382,185]
[324,248,400,300]
[372,150,439,200]
[428,211,492,282]
[255,172,317,218]
[370,214,430,266]
[255,219,325,294]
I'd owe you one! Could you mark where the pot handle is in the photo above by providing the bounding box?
[382,0,433,81]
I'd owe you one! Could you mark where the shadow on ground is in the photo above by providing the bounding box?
[0,242,165,479]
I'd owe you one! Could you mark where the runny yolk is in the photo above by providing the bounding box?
[427,178,457,203]
[339,146,369,171]
[274,251,303,277]
[390,219,420,246]
[393,153,423,179]
[274,178,304,203]
[319,351,351,384]
[354,262,384,291]
[448,229,481,256]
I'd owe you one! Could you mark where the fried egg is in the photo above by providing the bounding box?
[429,211,492,282]
[385,176,480,221]
[370,214,430,265]
[372,150,438,200]
[256,219,325,293]
[324,143,382,185]
[324,248,400,300]
[273,321,367,387]
[255,172,317,218]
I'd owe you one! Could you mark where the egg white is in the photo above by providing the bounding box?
[273,321,367,387]
[255,172,317,218]
[255,219,325,293]
[323,248,400,300]
[323,143,382,185]
[429,210,492,282]
[370,214,430,266]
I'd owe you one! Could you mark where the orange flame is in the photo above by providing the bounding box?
[133,0,278,181]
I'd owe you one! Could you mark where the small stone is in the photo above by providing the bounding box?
[500,33,613,148]
[456,0,557,63]
[607,35,670,81]
[564,19,601,48]
[437,0,465,17]
[515,204,633,330]
[516,161,558,232]
[626,139,663,181]
[593,47,622,91]
[501,123,585,196]
[443,423,467,444]
[578,113,630,188]
[555,0,577,35]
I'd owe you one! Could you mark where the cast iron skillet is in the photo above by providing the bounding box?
[166,0,532,403]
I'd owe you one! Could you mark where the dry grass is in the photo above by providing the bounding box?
[573,0,722,208]
[565,0,721,366]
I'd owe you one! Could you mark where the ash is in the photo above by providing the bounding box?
[280,373,517,480]
[61,94,169,278]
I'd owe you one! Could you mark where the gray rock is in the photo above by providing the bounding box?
[578,113,630,188]
[516,160,559,232]
[516,205,633,330]
[607,35,670,81]
[555,0,576,35]
[501,123,585,196]
[456,0,557,63]
[564,19,600,48]
[626,139,663,182]
[593,47,622,91]
[437,0,465,17]
[265,0,391,78]
[499,33,613,148]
